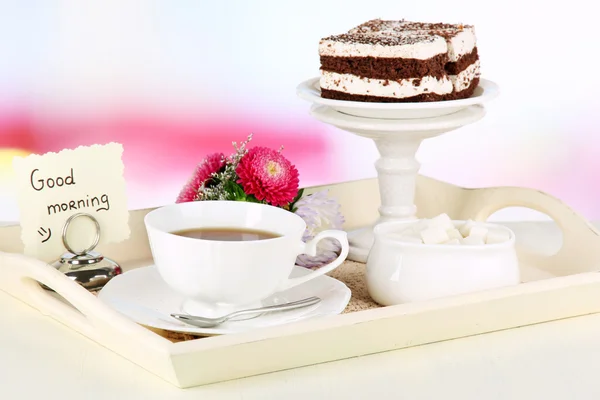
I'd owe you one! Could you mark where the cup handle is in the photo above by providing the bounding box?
[278,230,349,292]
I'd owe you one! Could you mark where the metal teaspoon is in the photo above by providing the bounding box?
[170,296,321,328]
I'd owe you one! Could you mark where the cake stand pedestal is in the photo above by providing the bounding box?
[309,104,487,262]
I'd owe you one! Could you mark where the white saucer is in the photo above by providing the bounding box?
[98,265,351,336]
[296,77,499,120]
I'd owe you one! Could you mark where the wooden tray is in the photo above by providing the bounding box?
[2,175,600,389]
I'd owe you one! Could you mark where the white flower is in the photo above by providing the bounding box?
[293,190,345,268]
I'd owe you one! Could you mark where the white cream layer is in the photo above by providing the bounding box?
[319,36,447,60]
[320,71,453,99]
[347,22,477,62]
[446,28,477,62]
[450,60,480,91]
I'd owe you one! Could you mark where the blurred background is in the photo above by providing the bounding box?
[0,0,598,222]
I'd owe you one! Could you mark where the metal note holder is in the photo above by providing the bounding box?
[50,212,122,291]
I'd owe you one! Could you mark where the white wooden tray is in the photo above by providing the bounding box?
[2,175,600,388]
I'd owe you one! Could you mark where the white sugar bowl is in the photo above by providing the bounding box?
[366,219,521,306]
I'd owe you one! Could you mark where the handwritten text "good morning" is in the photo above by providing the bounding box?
[30,168,111,215]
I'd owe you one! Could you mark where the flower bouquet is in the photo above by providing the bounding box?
[176,134,345,268]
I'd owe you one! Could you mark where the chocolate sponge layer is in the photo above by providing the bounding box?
[320,53,448,80]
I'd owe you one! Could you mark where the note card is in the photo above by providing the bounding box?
[13,143,130,261]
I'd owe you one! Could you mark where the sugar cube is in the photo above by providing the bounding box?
[458,219,476,237]
[420,227,450,244]
[446,229,462,240]
[468,225,489,240]
[427,213,455,231]
[443,239,461,245]
[485,228,511,244]
[462,235,485,245]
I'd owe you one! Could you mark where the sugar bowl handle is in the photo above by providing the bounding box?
[278,230,349,292]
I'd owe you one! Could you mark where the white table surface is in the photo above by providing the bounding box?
[2,221,600,399]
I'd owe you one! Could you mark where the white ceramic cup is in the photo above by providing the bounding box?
[144,200,349,316]
[366,220,520,305]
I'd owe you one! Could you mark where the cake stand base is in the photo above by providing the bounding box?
[347,227,375,263]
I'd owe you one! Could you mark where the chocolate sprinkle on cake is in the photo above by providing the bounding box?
[321,33,439,47]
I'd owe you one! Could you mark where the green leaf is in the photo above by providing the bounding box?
[289,188,305,213]
[222,180,247,201]
[244,194,263,204]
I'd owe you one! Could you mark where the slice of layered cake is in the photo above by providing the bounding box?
[319,19,481,103]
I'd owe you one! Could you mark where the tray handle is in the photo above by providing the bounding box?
[463,186,600,275]
[0,252,168,349]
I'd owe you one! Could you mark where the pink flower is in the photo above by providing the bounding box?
[236,146,299,207]
[176,153,225,203]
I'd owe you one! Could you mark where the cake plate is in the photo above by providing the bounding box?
[297,77,499,119]
[297,79,498,262]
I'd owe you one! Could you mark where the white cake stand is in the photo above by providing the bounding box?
[297,78,498,262]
